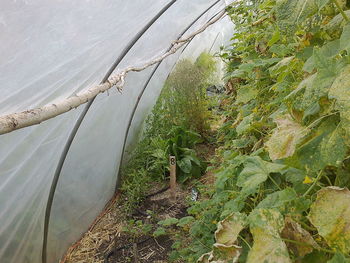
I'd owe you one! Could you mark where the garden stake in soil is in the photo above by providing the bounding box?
[133,243,139,263]
[169,156,177,200]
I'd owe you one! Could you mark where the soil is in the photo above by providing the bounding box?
[108,234,173,263]
[105,186,189,263]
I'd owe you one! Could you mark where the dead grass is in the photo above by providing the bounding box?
[61,194,124,263]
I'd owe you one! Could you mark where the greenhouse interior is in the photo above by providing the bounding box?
[2,0,350,262]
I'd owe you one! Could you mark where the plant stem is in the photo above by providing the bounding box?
[282,238,335,254]
[268,174,282,191]
[305,112,338,131]
[303,170,323,197]
[297,220,316,232]
[331,0,350,22]
[239,235,252,250]
[323,174,333,186]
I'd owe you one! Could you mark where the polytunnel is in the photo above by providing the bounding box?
[0,1,234,262]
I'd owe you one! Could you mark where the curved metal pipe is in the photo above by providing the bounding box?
[41,1,177,262]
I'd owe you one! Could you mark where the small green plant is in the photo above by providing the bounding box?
[153,227,167,237]
[120,168,152,214]
[168,126,206,183]
[122,219,153,240]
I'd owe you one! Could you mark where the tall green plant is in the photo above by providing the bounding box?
[169,0,350,262]
[150,53,217,135]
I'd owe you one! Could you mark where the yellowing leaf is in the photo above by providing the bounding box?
[329,65,350,143]
[198,248,240,263]
[281,217,319,257]
[309,187,350,253]
[198,213,246,263]
[198,252,213,263]
[235,86,258,104]
[303,176,313,184]
[247,209,291,263]
[214,213,247,246]
[212,244,241,263]
[266,115,309,160]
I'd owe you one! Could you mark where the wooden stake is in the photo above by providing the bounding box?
[169,156,176,200]
[133,243,139,263]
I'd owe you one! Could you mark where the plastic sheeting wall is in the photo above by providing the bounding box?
[0,1,233,262]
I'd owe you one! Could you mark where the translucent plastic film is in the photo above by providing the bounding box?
[0,109,83,263]
[0,1,171,262]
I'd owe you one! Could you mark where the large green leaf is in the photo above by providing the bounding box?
[287,73,316,98]
[178,157,192,173]
[303,39,341,72]
[309,187,350,253]
[323,10,350,38]
[270,44,295,57]
[256,188,297,211]
[284,168,310,194]
[276,0,318,32]
[293,52,345,113]
[315,0,330,10]
[237,156,286,194]
[269,56,295,77]
[321,39,341,58]
[329,65,350,142]
[235,86,258,104]
[236,114,255,135]
[287,116,347,171]
[340,25,350,52]
[266,115,309,160]
[328,253,350,263]
[247,209,291,263]
[268,29,280,47]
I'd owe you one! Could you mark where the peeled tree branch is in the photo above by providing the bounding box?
[0,11,226,135]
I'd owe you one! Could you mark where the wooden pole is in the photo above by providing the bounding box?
[133,243,139,263]
[169,156,176,200]
[0,11,226,135]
